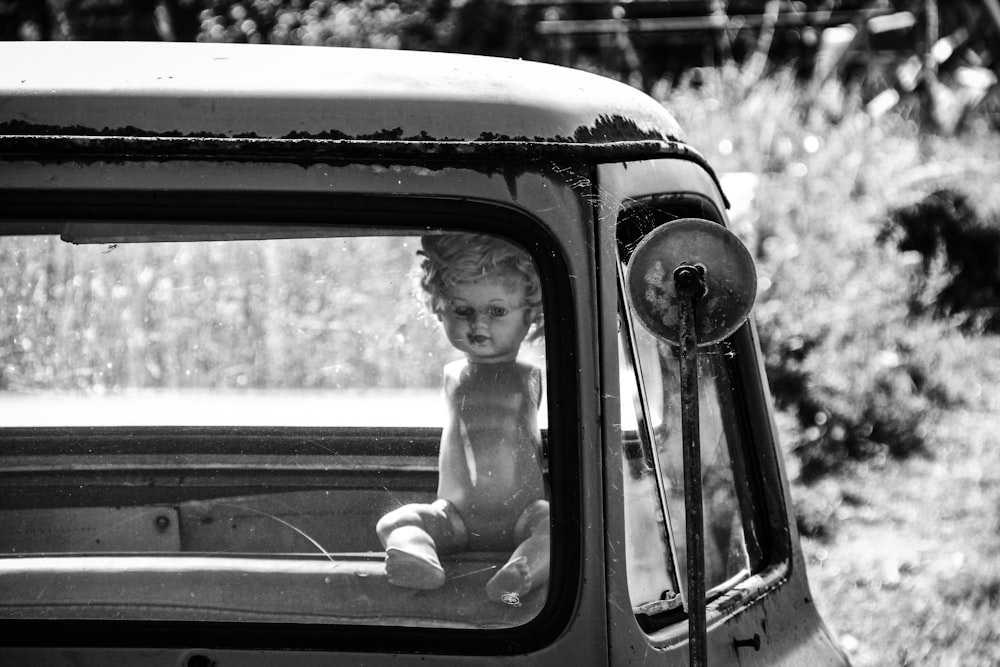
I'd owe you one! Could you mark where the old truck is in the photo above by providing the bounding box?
[0,41,849,666]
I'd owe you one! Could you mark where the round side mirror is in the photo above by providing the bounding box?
[626,218,757,345]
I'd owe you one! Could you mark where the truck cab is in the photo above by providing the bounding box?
[0,41,849,666]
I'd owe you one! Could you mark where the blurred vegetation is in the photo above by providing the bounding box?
[663,62,1000,506]
[0,236,453,393]
[0,0,534,55]
[882,188,1000,332]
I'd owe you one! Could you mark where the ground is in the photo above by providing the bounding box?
[800,400,1000,667]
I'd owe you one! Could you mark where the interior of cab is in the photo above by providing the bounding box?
[0,220,558,631]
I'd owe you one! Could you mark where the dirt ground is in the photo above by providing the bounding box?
[799,399,1000,667]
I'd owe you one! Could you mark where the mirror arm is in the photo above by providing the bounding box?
[675,265,708,667]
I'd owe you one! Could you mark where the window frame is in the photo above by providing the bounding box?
[614,192,783,634]
[0,189,583,655]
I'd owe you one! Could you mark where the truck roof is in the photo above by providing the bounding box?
[0,41,705,165]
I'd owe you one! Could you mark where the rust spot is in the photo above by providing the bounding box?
[573,114,670,144]
[1,113,678,147]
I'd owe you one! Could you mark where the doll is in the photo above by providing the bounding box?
[376,233,548,603]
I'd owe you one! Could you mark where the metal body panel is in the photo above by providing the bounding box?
[0,42,720,186]
[1,42,681,144]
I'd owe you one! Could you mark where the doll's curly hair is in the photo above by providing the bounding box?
[416,233,543,332]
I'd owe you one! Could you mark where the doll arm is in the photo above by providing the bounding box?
[436,365,474,501]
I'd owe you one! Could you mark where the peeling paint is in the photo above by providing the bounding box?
[502,166,519,201]
[0,110,718,204]
[0,113,681,152]
[573,114,670,144]
[0,134,715,199]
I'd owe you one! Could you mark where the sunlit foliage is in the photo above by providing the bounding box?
[664,63,1000,481]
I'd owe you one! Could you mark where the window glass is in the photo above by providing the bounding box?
[617,201,759,627]
[629,325,751,590]
[619,335,681,617]
[0,227,551,630]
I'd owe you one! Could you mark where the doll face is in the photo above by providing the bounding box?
[437,277,535,364]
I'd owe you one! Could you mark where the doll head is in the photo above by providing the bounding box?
[418,233,542,363]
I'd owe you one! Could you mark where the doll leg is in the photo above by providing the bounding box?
[376,499,468,590]
[485,499,550,603]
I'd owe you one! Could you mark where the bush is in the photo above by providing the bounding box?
[882,188,1000,332]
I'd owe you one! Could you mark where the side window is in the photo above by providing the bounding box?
[619,336,681,618]
[617,199,765,628]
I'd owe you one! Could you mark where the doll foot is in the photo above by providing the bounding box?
[485,556,532,603]
[384,546,446,590]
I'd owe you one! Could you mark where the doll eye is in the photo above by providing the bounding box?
[488,306,509,318]
[453,306,475,319]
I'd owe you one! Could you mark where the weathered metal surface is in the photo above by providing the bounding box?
[0,42,684,145]
[0,42,727,187]
[0,131,713,172]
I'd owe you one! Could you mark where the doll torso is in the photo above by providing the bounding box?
[437,360,545,549]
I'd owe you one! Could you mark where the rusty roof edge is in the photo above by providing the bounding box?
[0,134,729,209]
[0,113,681,145]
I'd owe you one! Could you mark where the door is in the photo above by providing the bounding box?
[597,158,850,666]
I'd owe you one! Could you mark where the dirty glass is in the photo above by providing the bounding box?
[615,189,757,625]
[635,324,749,580]
[618,334,682,619]
[619,315,753,622]
[0,229,550,629]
